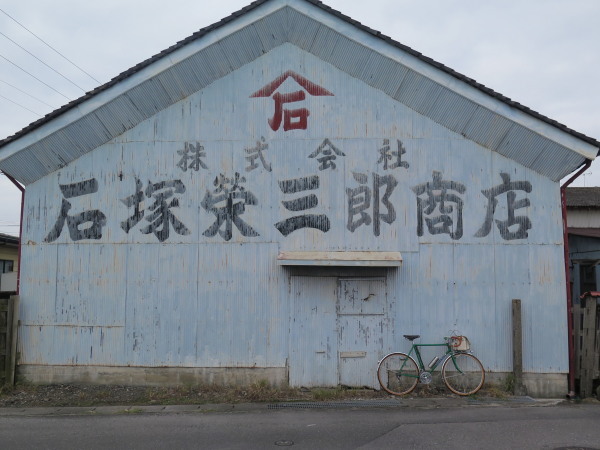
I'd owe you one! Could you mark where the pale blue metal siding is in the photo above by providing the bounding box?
[16,42,570,384]
[4,0,594,389]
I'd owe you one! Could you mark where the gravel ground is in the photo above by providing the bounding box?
[0,383,398,408]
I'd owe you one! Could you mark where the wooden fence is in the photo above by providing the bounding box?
[574,293,600,398]
[0,295,19,386]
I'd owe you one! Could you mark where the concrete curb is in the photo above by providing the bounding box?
[0,397,568,417]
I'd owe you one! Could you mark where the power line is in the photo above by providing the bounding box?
[0,92,42,116]
[0,30,86,92]
[0,53,71,100]
[0,78,57,108]
[0,7,100,84]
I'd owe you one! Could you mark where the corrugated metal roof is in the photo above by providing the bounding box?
[0,0,598,185]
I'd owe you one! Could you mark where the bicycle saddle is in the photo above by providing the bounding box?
[403,334,420,341]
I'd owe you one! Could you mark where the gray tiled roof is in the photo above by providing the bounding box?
[0,233,19,245]
[566,187,600,208]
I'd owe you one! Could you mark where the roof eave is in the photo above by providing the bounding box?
[0,0,598,185]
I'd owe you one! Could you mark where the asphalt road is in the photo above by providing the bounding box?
[1,402,599,449]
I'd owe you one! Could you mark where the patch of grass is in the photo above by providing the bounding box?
[481,384,509,399]
[411,384,445,398]
[503,374,515,393]
[311,387,346,401]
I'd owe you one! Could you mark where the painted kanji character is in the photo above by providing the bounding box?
[377,139,409,170]
[44,178,107,242]
[275,175,330,236]
[308,139,345,171]
[177,142,208,172]
[475,172,532,240]
[121,178,191,242]
[245,136,272,172]
[201,173,259,241]
[269,91,309,131]
[412,171,466,240]
[347,172,398,236]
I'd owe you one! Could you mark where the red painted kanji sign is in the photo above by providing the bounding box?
[250,71,334,131]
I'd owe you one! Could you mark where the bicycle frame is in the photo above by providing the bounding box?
[400,341,461,375]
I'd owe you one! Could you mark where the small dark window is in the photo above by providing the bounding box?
[580,264,597,294]
[0,259,14,273]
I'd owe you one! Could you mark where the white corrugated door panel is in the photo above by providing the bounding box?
[338,278,387,388]
[289,276,338,387]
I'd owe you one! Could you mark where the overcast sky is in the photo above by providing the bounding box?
[0,0,599,236]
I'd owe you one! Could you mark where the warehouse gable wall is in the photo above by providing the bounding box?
[17,44,567,389]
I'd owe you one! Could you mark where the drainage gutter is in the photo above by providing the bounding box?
[560,159,592,399]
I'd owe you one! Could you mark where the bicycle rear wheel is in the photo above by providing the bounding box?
[442,353,485,396]
[377,352,419,396]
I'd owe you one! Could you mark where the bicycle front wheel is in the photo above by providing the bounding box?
[442,353,485,396]
[377,352,419,396]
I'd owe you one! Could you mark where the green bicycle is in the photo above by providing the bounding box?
[377,334,485,396]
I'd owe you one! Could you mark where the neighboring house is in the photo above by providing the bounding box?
[0,233,18,293]
[566,187,600,301]
[0,0,598,397]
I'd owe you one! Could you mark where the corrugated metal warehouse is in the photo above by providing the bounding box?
[0,0,599,397]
